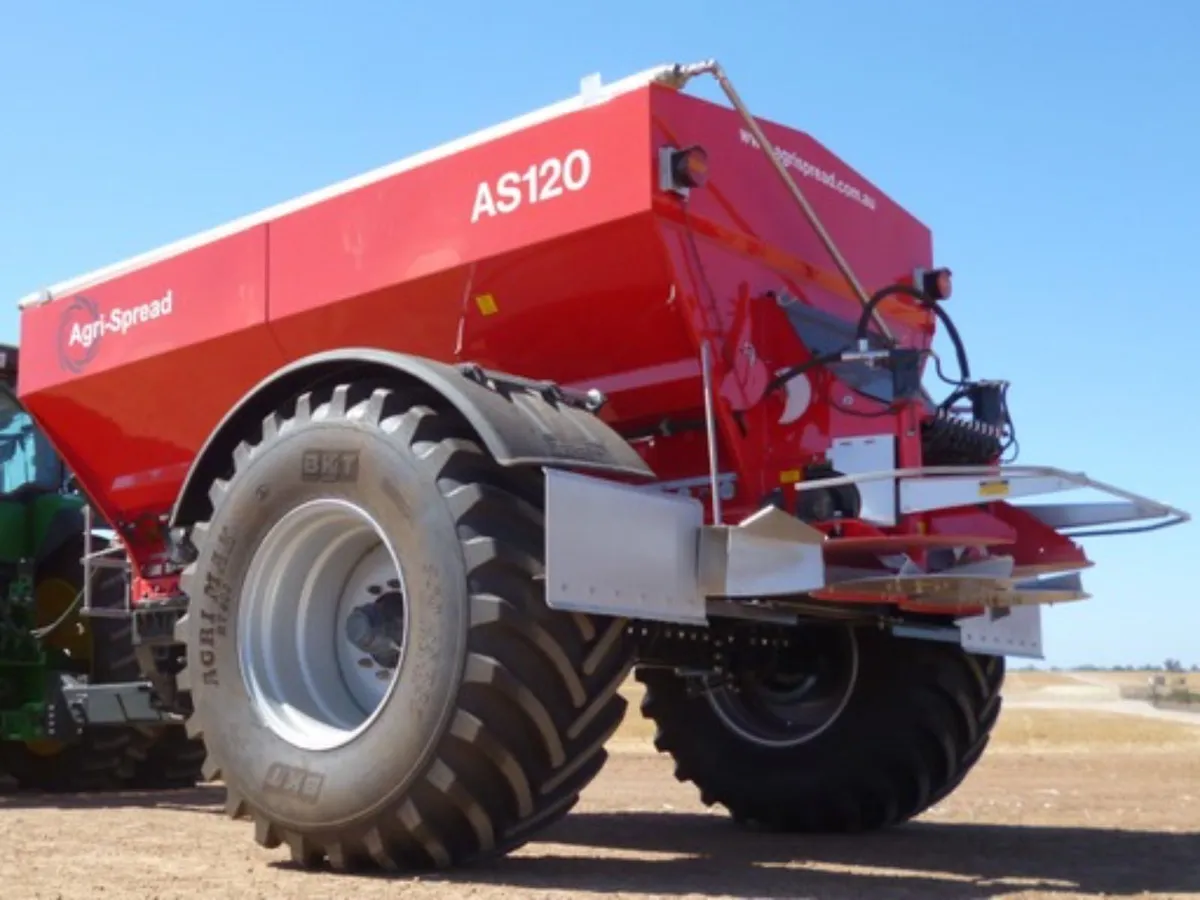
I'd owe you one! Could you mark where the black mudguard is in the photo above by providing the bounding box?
[170,349,655,528]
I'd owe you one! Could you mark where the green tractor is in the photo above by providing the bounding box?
[0,343,203,792]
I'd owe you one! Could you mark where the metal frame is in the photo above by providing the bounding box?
[827,435,898,526]
[788,463,1189,538]
[544,468,827,626]
[699,340,723,524]
[543,445,1185,656]
[80,502,131,620]
[57,675,178,728]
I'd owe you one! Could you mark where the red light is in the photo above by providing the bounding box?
[671,145,709,189]
[920,267,952,301]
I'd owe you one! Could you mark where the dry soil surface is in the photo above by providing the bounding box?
[1,674,1198,900]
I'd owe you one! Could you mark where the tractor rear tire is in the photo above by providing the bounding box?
[126,729,208,789]
[0,539,154,792]
[636,624,1004,832]
[176,381,634,871]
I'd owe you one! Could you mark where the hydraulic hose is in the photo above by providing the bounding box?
[853,283,971,384]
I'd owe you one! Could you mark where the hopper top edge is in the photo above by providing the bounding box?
[17,62,686,310]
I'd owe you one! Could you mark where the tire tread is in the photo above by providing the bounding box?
[636,628,1005,833]
[176,381,633,871]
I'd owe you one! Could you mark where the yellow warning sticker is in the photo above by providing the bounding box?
[475,293,499,316]
[779,469,802,485]
[978,479,1010,498]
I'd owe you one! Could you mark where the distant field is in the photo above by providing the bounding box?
[1012,672,1200,691]
[1073,669,1200,690]
[987,707,1200,752]
[614,680,1200,751]
[1005,670,1077,690]
[1006,669,1200,705]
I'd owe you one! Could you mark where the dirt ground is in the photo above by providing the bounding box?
[2,673,1198,900]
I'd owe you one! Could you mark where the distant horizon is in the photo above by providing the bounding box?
[1013,662,1198,672]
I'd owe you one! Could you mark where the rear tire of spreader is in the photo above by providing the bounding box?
[175,380,634,871]
[636,625,1004,832]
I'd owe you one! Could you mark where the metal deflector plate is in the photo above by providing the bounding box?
[544,468,707,624]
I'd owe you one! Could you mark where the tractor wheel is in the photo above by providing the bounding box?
[176,381,634,872]
[126,728,208,789]
[636,623,1004,832]
[0,539,154,792]
[123,633,210,787]
[125,645,208,790]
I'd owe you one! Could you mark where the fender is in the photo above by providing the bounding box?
[31,496,86,565]
[170,348,655,529]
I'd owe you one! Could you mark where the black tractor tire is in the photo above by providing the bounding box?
[0,539,155,792]
[125,633,210,790]
[176,380,634,872]
[636,625,1005,832]
[126,728,208,790]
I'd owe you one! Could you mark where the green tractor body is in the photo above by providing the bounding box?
[0,344,203,790]
[0,343,85,742]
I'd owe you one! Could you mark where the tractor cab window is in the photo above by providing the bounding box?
[0,388,63,496]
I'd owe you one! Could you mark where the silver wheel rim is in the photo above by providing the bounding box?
[238,498,409,752]
[705,625,859,749]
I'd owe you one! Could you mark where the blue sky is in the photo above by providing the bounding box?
[1,1,1196,667]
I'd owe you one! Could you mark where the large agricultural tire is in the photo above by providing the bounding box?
[126,728,208,790]
[636,624,1004,832]
[0,539,155,792]
[176,381,635,872]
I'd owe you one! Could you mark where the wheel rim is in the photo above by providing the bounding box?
[238,498,409,752]
[705,624,859,749]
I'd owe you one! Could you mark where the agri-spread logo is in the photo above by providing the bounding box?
[57,289,175,373]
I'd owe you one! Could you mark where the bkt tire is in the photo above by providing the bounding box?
[176,381,634,871]
[637,625,1004,832]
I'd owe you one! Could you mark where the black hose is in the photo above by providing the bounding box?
[30,587,84,641]
[768,281,973,397]
[853,283,971,384]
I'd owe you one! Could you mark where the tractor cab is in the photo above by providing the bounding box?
[0,345,66,500]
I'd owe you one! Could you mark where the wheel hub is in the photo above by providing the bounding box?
[344,590,405,669]
[704,624,859,749]
[238,498,410,752]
